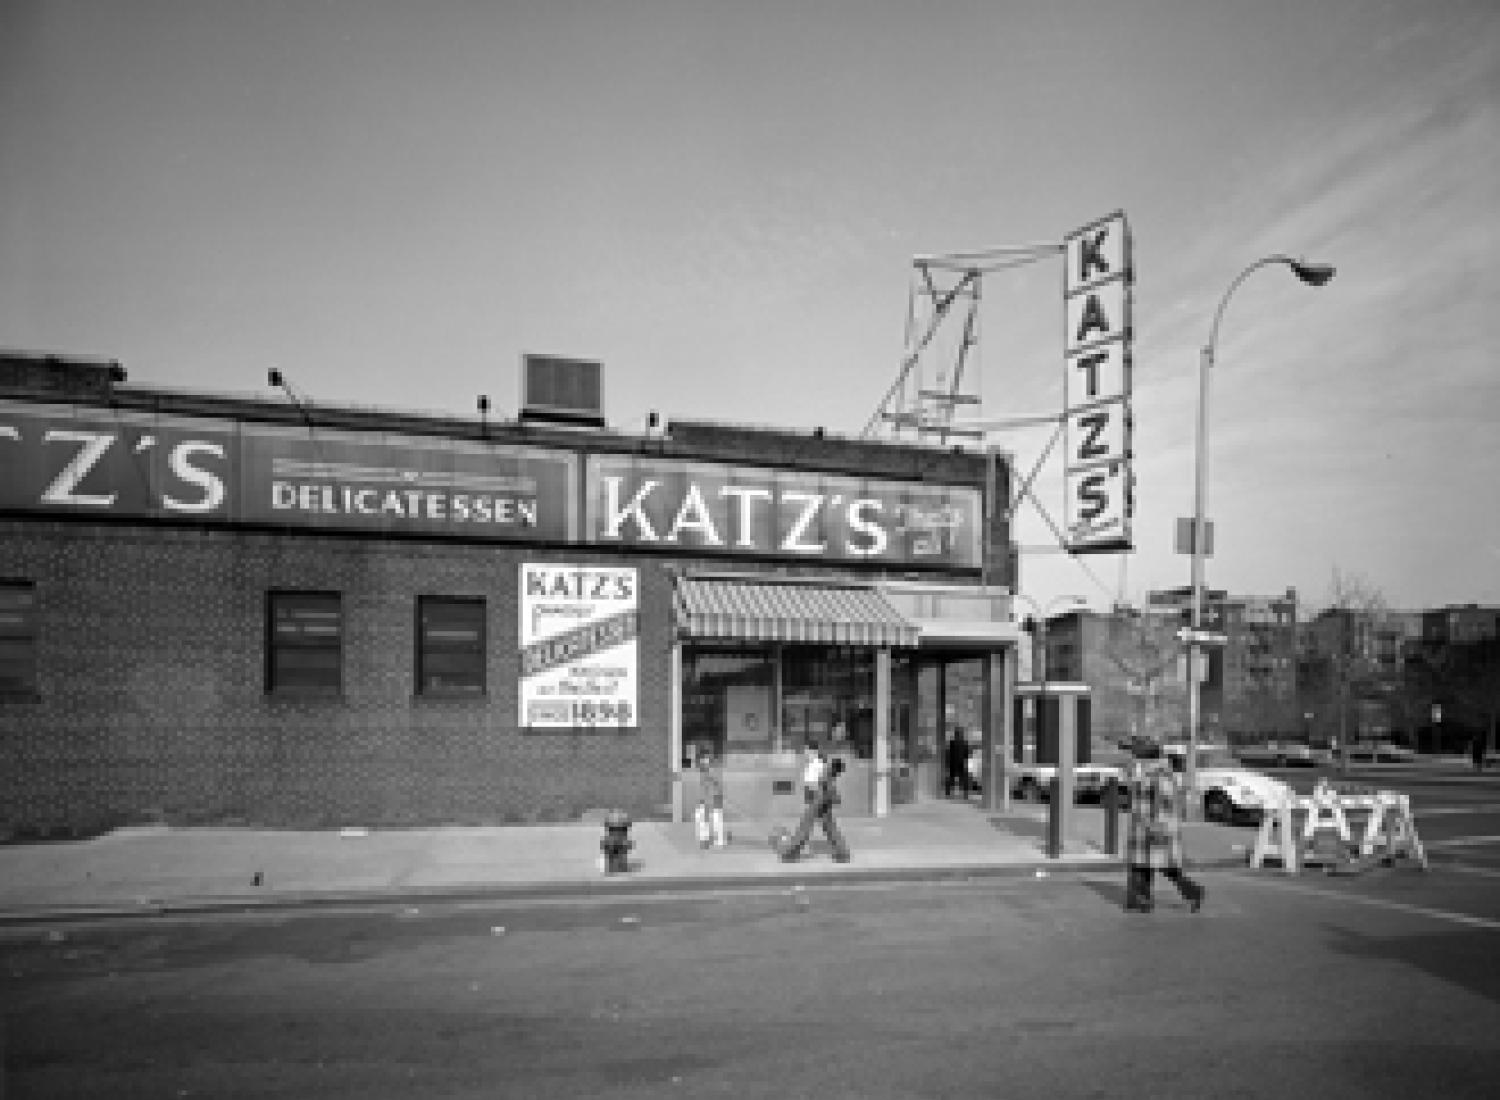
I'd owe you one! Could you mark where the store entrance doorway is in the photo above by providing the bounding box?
[890,652,993,807]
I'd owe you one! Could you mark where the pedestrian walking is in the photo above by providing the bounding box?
[1124,737,1205,914]
[693,750,728,849]
[777,757,850,863]
[801,738,828,806]
[945,727,971,798]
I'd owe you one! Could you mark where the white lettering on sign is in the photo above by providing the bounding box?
[589,457,981,565]
[599,475,882,557]
[719,485,772,548]
[1062,211,1135,554]
[846,499,889,558]
[40,430,119,507]
[603,477,660,541]
[781,491,827,554]
[163,441,227,513]
[665,483,723,546]
[269,481,537,525]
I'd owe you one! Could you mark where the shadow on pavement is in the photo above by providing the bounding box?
[1320,924,1500,1005]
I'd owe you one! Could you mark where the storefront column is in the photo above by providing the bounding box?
[669,640,684,822]
[933,661,948,799]
[874,646,892,818]
[984,645,1016,813]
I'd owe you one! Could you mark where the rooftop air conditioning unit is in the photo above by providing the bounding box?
[519,354,605,429]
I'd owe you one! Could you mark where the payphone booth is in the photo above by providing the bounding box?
[1013,681,1092,842]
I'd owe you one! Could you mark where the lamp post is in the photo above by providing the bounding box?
[1186,256,1335,811]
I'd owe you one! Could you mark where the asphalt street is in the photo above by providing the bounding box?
[3,759,1497,1100]
[5,859,1499,1100]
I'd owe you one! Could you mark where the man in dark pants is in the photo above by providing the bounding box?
[1124,737,1205,914]
[945,728,971,798]
[778,758,850,863]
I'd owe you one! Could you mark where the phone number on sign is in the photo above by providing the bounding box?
[527,700,635,727]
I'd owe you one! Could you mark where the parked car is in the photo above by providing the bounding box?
[1346,741,1417,764]
[1236,740,1318,768]
[1162,744,1294,825]
[1012,760,1128,804]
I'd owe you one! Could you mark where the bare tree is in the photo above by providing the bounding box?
[1100,609,1187,744]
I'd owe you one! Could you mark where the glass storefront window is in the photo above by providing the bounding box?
[681,643,938,772]
[782,645,874,759]
[682,649,774,764]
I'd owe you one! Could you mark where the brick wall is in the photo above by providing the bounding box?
[0,520,674,834]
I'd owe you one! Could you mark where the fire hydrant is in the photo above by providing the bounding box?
[600,809,633,873]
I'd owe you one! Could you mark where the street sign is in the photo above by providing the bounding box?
[1177,627,1228,647]
[1174,516,1214,556]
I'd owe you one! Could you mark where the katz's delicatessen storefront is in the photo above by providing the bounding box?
[0,357,1019,833]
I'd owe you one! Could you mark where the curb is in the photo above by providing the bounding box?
[0,857,1137,928]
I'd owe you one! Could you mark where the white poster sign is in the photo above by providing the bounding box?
[519,564,639,729]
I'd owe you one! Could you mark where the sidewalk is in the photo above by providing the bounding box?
[0,801,1253,925]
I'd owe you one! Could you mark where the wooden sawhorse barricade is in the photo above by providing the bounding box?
[1250,778,1428,874]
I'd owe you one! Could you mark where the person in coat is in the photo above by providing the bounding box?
[777,757,850,863]
[1124,737,1205,913]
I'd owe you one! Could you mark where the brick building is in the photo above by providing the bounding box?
[0,352,1022,835]
[1040,588,1299,746]
[1422,604,1500,646]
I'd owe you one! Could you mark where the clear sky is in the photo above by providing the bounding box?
[3,0,1496,615]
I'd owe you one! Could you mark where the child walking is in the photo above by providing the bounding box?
[694,750,728,850]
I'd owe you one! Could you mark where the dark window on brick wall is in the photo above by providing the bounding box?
[417,596,486,696]
[0,580,38,698]
[267,591,343,696]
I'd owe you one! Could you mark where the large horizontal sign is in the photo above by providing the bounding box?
[585,455,982,567]
[1062,211,1135,554]
[0,402,575,540]
[519,563,638,729]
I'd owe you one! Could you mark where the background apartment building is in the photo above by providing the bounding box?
[1039,588,1298,747]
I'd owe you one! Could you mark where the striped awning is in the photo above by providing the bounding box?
[675,578,919,648]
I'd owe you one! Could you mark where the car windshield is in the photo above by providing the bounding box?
[1168,748,1239,771]
[1197,749,1240,769]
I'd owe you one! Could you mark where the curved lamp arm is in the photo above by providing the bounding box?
[1206,256,1337,362]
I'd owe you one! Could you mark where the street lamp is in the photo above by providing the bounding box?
[1186,256,1335,810]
